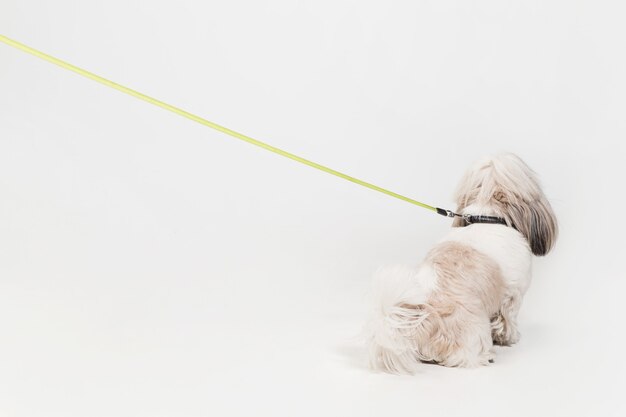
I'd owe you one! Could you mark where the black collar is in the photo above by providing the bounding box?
[436,208,510,227]
[463,214,508,226]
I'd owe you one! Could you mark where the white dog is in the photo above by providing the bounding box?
[367,153,557,373]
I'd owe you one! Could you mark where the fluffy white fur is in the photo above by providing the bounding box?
[366,153,557,373]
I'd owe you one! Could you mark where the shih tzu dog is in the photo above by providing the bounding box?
[367,153,557,373]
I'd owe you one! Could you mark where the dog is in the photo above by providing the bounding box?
[366,153,557,373]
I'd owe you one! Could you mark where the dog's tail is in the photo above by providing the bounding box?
[365,265,434,374]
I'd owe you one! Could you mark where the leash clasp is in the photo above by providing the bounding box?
[436,207,460,218]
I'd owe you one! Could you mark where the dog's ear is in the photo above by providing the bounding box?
[508,198,558,256]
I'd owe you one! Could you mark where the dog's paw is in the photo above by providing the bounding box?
[476,349,496,366]
[492,328,520,346]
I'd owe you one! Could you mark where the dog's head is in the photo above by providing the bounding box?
[453,153,558,256]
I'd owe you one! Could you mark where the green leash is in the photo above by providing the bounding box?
[0,34,455,218]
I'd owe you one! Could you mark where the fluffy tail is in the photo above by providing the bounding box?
[365,265,432,374]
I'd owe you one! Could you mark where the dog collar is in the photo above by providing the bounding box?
[436,208,509,227]
[462,214,508,226]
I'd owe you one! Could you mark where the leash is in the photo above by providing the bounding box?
[1,34,463,219]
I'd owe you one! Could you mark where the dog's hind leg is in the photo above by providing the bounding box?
[438,312,495,368]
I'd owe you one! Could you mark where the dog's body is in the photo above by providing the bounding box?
[367,154,557,373]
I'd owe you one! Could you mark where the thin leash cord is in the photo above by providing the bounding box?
[0,34,447,215]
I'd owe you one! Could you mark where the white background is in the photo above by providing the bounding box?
[1,1,625,416]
